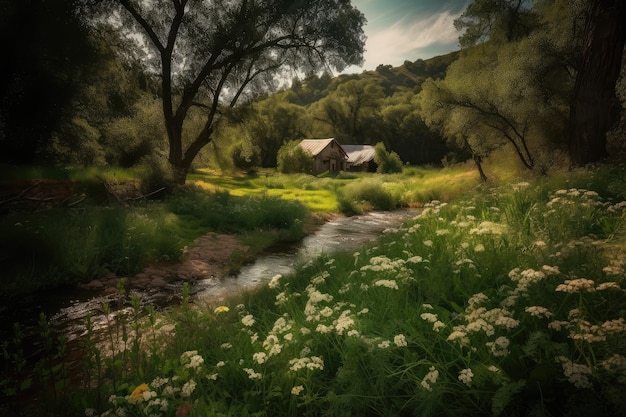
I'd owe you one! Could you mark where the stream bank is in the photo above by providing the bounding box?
[0,209,416,346]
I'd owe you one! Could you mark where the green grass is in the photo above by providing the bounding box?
[189,165,483,214]
[0,164,138,181]
[0,164,511,295]
[0,185,309,295]
[5,164,625,417]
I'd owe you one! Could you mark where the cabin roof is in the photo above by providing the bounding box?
[342,144,376,165]
[297,138,348,158]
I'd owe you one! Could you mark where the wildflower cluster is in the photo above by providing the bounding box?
[97,351,211,417]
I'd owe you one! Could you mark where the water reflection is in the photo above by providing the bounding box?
[195,209,416,304]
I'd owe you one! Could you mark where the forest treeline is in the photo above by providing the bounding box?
[1,0,625,184]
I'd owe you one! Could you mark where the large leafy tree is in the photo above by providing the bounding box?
[311,79,384,144]
[0,0,97,164]
[243,95,307,167]
[84,0,366,184]
[454,0,536,47]
[420,0,585,176]
[379,92,447,166]
[568,0,626,166]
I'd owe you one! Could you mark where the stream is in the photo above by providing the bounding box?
[0,209,416,349]
[193,209,416,304]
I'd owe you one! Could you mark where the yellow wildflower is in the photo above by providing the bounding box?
[214,305,230,314]
[129,383,149,403]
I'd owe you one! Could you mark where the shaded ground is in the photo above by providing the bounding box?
[0,179,251,294]
[79,232,249,294]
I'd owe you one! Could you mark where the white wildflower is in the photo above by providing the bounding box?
[181,380,196,397]
[268,274,282,289]
[253,352,267,365]
[458,368,474,386]
[394,334,408,347]
[374,279,399,290]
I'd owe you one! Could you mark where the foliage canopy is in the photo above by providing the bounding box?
[83,0,366,184]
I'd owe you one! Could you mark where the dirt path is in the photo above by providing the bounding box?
[79,232,249,294]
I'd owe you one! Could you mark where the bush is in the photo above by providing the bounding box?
[277,140,314,174]
[341,177,398,212]
[167,185,308,235]
[374,142,403,173]
[138,154,177,195]
[232,143,261,173]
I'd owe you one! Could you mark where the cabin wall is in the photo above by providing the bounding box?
[313,144,346,173]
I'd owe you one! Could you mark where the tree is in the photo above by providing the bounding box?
[312,79,384,143]
[379,92,447,166]
[454,0,536,47]
[48,41,161,167]
[0,0,98,164]
[420,0,584,176]
[244,95,307,167]
[418,44,542,171]
[568,0,626,166]
[85,0,366,184]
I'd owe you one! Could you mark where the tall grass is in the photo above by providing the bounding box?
[3,166,481,294]
[0,186,308,294]
[0,205,185,292]
[17,164,620,417]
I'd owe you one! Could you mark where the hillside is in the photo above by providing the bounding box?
[344,50,461,95]
[281,50,460,106]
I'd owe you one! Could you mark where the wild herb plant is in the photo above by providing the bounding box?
[1,316,76,416]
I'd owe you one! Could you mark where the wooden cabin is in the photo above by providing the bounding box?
[297,138,348,174]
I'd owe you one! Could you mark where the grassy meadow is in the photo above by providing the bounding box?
[0,163,478,295]
[2,163,626,416]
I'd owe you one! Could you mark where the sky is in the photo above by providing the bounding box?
[343,0,469,73]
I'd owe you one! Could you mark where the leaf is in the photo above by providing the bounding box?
[448,301,464,314]
[20,377,33,391]
[522,331,546,360]
[492,380,526,416]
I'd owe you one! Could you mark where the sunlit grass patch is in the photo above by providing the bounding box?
[402,165,482,204]
[188,167,485,213]
[265,188,339,212]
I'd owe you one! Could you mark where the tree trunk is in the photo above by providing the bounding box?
[568,0,626,166]
[473,154,488,182]
[167,130,188,186]
[171,163,190,186]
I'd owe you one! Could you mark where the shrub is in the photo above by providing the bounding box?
[277,140,314,174]
[231,143,261,173]
[341,177,398,211]
[374,142,403,174]
[138,154,178,195]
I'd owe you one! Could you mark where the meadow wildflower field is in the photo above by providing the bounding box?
[3,166,626,417]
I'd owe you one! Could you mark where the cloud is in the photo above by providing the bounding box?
[362,9,462,68]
